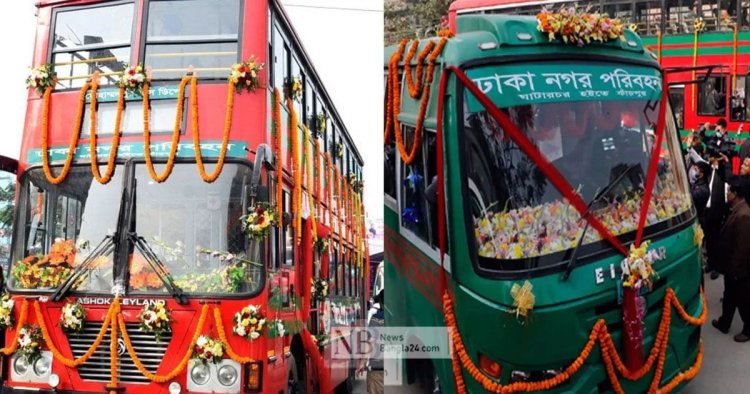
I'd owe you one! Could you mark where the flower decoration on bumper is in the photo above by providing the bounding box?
[12,238,77,289]
[285,75,303,102]
[233,305,266,340]
[193,335,225,364]
[26,64,55,96]
[138,302,171,342]
[621,241,659,289]
[242,202,278,240]
[18,325,44,363]
[311,278,329,302]
[536,6,625,46]
[0,293,14,330]
[60,301,86,334]
[230,56,264,93]
[119,64,149,95]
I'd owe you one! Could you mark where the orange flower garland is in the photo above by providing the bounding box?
[389,38,447,165]
[384,39,408,144]
[404,39,436,99]
[314,139,322,218]
[288,97,302,245]
[325,153,333,227]
[214,307,256,364]
[41,82,91,185]
[304,127,318,242]
[190,75,234,183]
[34,300,114,367]
[444,287,707,393]
[108,298,120,394]
[89,73,124,184]
[118,304,209,383]
[142,77,190,182]
[0,299,28,356]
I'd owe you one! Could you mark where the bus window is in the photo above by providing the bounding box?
[669,86,685,129]
[730,76,747,122]
[698,75,727,116]
[51,3,134,89]
[385,138,397,199]
[145,0,240,80]
[330,246,338,295]
[273,25,286,90]
[283,191,294,266]
[399,126,429,242]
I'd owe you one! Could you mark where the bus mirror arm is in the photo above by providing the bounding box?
[249,144,275,204]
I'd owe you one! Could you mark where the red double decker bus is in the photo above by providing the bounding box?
[1,0,368,393]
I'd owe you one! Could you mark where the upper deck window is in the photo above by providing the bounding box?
[145,0,241,80]
[51,3,135,89]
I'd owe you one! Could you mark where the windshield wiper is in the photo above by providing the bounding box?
[129,233,188,305]
[51,235,115,301]
[561,163,641,281]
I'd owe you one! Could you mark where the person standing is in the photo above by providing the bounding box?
[704,152,730,280]
[712,179,750,342]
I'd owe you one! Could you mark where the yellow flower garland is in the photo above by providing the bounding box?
[142,77,190,183]
[288,97,302,245]
[41,83,91,185]
[108,298,120,394]
[89,73,124,185]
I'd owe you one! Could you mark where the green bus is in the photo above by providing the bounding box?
[384,12,705,394]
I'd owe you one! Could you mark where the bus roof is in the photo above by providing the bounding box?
[386,14,657,128]
[388,14,655,70]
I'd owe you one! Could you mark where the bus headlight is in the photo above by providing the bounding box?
[190,363,210,385]
[34,356,51,376]
[13,357,29,376]
[217,365,238,386]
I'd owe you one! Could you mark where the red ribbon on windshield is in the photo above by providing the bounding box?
[634,78,669,247]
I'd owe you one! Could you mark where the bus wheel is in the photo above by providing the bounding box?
[287,355,301,394]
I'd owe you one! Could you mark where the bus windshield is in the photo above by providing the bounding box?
[10,163,264,295]
[462,62,692,271]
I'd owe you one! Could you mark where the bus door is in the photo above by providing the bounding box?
[309,223,330,336]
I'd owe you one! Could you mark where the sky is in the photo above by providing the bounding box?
[0,0,384,221]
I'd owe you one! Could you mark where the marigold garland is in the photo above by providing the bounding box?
[89,74,124,184]
[314,139,322,218]
[214,307,256,364]
[142,77,190,182]
[404,39,436,99]
[325,153,333,227]
[288,97,302,245]
[303,127,318,242]
[118,304,209,382]
[190,75,234,183]
[0,299,28,356]
[108,299,119,393]
[34,299,113,367]
[388,38,447,165]
[384,39,408,145]
[41,82,91,185]
[444,287,706,393]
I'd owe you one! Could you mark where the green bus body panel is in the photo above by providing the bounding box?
[385,13,703,392]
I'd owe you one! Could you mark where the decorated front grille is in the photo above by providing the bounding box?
[68,322,171,384]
